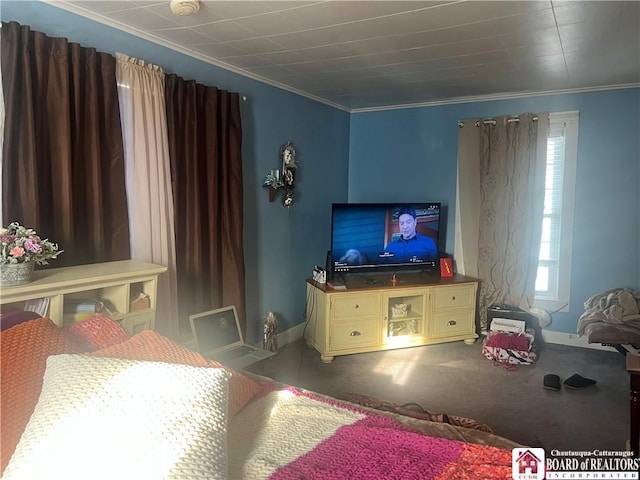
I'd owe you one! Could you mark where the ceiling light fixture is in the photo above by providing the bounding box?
[169,0,200,16]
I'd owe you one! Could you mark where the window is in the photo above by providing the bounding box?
[535,111,579,312]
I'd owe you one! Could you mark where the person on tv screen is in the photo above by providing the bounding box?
[383,207,437,263]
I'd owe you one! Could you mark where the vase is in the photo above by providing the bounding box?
[0,262,35,286]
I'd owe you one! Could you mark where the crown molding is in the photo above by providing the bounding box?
[351,84,640,113]
[42,0,351,113]
[38,1,640,114]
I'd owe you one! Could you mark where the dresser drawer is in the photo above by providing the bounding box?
[431,310,474,338]
[122,311,155,335]
[330,322,379,350]
[431,285,474,310]
[331,293,380,320]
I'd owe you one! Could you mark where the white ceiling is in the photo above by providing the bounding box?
[49,0,640,111]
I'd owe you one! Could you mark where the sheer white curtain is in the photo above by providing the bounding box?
[0,27,4,226]
[455,113,548,330]
[116,53,178,338]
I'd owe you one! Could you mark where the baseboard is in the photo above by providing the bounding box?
[480,328,633,353]
[253,322,306,349]
[200,324,632,354]
[540,329,626,352]
[278,323,617,352]
[182,322,306,351]
[279,325,638,353]
[279,322,306,346]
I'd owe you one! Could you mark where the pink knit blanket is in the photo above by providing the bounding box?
[485,331,531,351]
[228,388,513,479]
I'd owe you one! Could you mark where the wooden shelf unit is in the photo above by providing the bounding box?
[0,260,167,335]
[305,274,479,363]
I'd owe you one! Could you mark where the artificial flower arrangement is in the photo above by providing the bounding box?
[0,222,63,265]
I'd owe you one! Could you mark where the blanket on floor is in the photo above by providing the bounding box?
[228,387,512,479]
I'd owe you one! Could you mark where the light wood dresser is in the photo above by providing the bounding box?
[305,273,478,363]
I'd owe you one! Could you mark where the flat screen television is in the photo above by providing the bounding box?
[330,202,441,276]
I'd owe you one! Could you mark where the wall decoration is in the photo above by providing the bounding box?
[263,141,298,207]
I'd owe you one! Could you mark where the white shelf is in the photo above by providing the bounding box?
[1,260,167,334]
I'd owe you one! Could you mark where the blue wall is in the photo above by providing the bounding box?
[1,2,351,343]
[3,2,638,338]
[350,89,640,333]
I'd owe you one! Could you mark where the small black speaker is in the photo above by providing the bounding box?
[325,250,333,282]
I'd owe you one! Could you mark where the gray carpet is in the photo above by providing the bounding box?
[253,337,629,452]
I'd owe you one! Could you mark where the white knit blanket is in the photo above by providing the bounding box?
[227,389,365,479]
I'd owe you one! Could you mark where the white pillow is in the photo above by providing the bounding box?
[3,354,229,480]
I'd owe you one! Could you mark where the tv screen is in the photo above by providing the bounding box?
[331,203,441,275]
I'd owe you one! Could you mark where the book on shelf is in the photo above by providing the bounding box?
[24,297,50,317]
[64,299,103,313]
[63,312,101,323]
[63,298,118,317]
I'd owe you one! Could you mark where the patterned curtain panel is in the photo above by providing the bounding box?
[1,21,130,267]
[455,114,548,329]
[164,74,245,336]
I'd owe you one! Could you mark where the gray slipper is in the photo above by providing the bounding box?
[543,374,561,391]
[564,374,596,389]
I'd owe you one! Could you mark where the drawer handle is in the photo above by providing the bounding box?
[354,304,359,309]
[452,296,456,300]
[447,320,457,326]
[350,330,362,336]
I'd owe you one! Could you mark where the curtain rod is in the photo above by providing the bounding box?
[457,116,538,128]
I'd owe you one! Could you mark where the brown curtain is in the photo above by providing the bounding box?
[1,21,130,267]
[164,75,245,336]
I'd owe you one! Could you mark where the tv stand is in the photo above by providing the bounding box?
[305,274,479,363]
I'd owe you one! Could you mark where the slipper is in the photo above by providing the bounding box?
[564,373,596,390]
[543,374,561,391]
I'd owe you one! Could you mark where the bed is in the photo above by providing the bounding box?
[0,316,520,479]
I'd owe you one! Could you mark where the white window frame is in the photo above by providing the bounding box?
[534,111,579,313]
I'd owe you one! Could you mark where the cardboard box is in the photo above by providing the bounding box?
[130,292,150,312]
[490,318,526,334]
